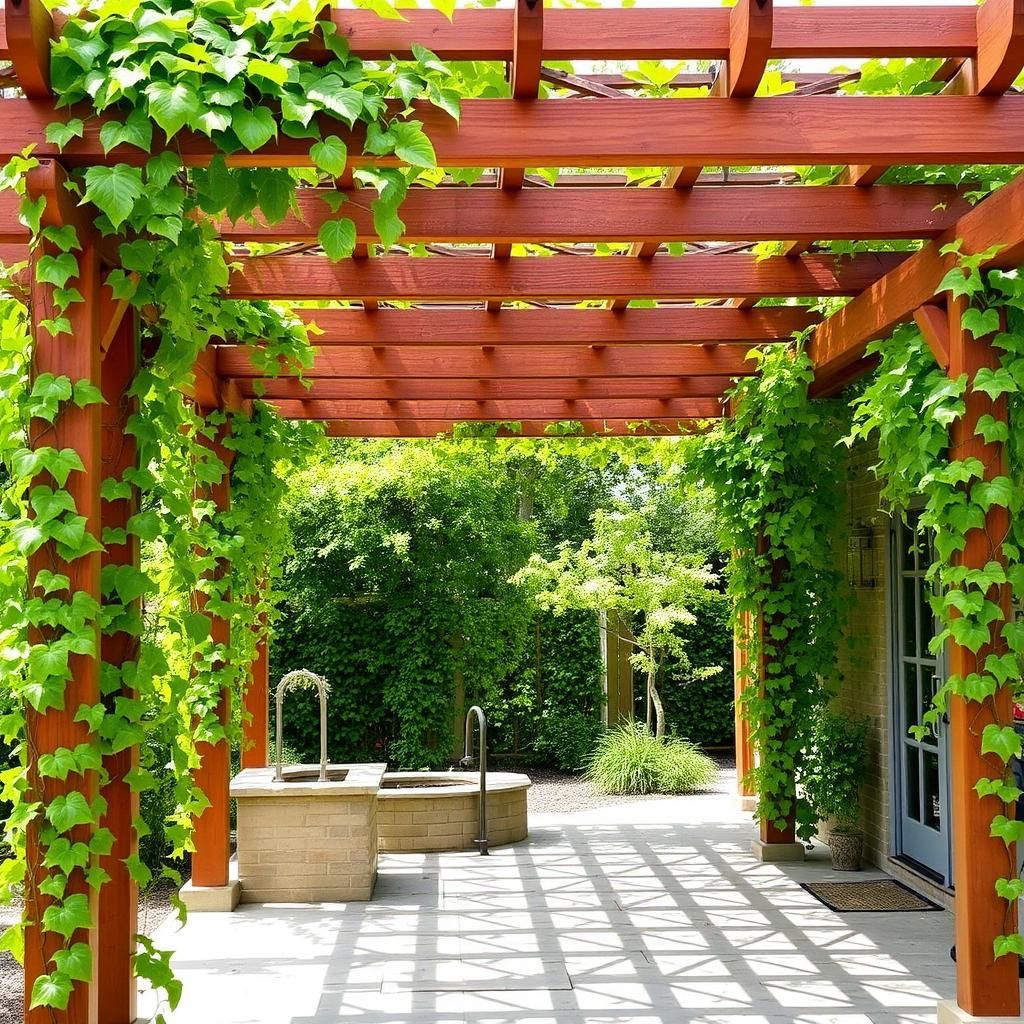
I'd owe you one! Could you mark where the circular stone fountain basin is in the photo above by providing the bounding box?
[377,771,530,853]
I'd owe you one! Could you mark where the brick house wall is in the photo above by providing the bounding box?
[832,440,891,871]
[831,441,954,908]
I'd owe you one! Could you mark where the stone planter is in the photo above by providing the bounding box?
[828,829,864,871]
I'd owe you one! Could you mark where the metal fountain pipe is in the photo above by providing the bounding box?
[274,669,330,783]
[462,705,489,855]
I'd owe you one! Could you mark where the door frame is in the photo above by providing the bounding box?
[886,510,954,887]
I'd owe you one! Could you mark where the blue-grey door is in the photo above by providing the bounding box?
[892,511,952,884]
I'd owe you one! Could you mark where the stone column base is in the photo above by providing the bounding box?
[937,1000,1024,1024]
[751,838,805,863]
[737,794,758,813]
[179,877,241,913]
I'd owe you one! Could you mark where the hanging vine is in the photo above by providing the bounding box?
[849,253,1024,957]
[692,345,848,841]
[0,0,480,1014]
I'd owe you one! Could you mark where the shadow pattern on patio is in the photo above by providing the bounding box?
[147,820,955,1024]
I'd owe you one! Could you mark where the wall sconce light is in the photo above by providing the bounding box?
[847,523,875,589]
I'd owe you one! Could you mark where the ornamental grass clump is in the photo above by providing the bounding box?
[585,724,717,795]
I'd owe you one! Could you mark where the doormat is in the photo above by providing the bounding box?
[800,879,943,913]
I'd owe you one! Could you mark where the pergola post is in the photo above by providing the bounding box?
[180,420,240,912]
[732,611,756,809]
[95,307,139,1024]
[938,295,1021,1024]
[241,623,270,770]
[23,166,103,1024]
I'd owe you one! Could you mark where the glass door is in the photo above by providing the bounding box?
[892,510,952,884]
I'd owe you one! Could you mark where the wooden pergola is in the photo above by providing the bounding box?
[3,0,1024,1021]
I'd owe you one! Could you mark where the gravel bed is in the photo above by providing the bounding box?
[525,753,734,814]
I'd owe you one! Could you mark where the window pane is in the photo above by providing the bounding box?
[906,748,921,822]
[923,751,942,831]
[903,577,918,657]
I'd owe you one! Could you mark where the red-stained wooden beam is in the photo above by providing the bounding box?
[975,0,1024,95]
[24,158,97,248]
[293,305,815,346]
[190,426,233,892]
[239,375,732,401]
[229,252,907,302]
[811,169,1024,392]
[292,7,979,63]
[727,0,774,98]
[7,96,1024,168]
[96,308,139,1024]
[217,342,757,380]
[209,184,970,245]
[267,397,722,421]
[321,417,715,438]
[489,0,545,305]
[5,0,53,98]
[241,629,269,770]
[24,206,102,1024]
[912,303,951,370]
[945,294,1021,1018]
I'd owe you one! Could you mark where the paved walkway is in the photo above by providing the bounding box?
[145,776,957,1024]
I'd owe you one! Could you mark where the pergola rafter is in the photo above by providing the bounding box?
[4,2,1024,1022]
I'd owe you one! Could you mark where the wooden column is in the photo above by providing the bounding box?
[732,611,756,800]
[96,308,138,1024]
[24,167,102,1024]
[946,294,1020,1018]
[241,629,269,770]
[190,423,234,889]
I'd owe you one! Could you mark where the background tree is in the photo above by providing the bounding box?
[517,507,718,739]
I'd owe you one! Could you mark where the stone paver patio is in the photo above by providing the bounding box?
[144,777,958,1024]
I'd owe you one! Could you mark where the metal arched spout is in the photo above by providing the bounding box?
[275,669,331,783]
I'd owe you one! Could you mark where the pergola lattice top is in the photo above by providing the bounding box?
[3,0,1024,435]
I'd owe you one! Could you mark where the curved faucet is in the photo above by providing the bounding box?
[275,669,330,783]
[460,705,488,855]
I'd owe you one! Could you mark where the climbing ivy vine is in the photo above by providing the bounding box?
[0,0,482,1015]
[692,345,848,842]
[849,254,1024,957]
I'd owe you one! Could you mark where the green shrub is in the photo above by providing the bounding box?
[532,710,604,772]
[585,723,717,795]
[801,710,871,833]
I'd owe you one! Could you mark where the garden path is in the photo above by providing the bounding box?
[143,773,960,1024]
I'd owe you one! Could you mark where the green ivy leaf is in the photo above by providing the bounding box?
[35,253,79,289]
[29,972,72,1011]
[46,791,94,834]
[53,943,93,984]
[83,165,144,231]
[145,80,203,140]
[981,724,1021,764]
[232,106,277,153]
[318,218,356,262]
[390,120,437,168]
[126,510,162,542]
[310,135,348,178]
[41,892,91,941]
[307,76,363,125]
[45,119,85,150]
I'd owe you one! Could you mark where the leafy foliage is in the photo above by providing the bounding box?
[517,507,717,739]
[849,260,1024,956]
[692,346,848,841]
[272,447,537,769]
[801,710,871,834]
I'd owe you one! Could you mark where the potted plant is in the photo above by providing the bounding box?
[802,710,871,871]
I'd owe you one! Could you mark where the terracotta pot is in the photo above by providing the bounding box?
[828,829,863,871]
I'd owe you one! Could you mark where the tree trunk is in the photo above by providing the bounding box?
[649,661,665,740]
